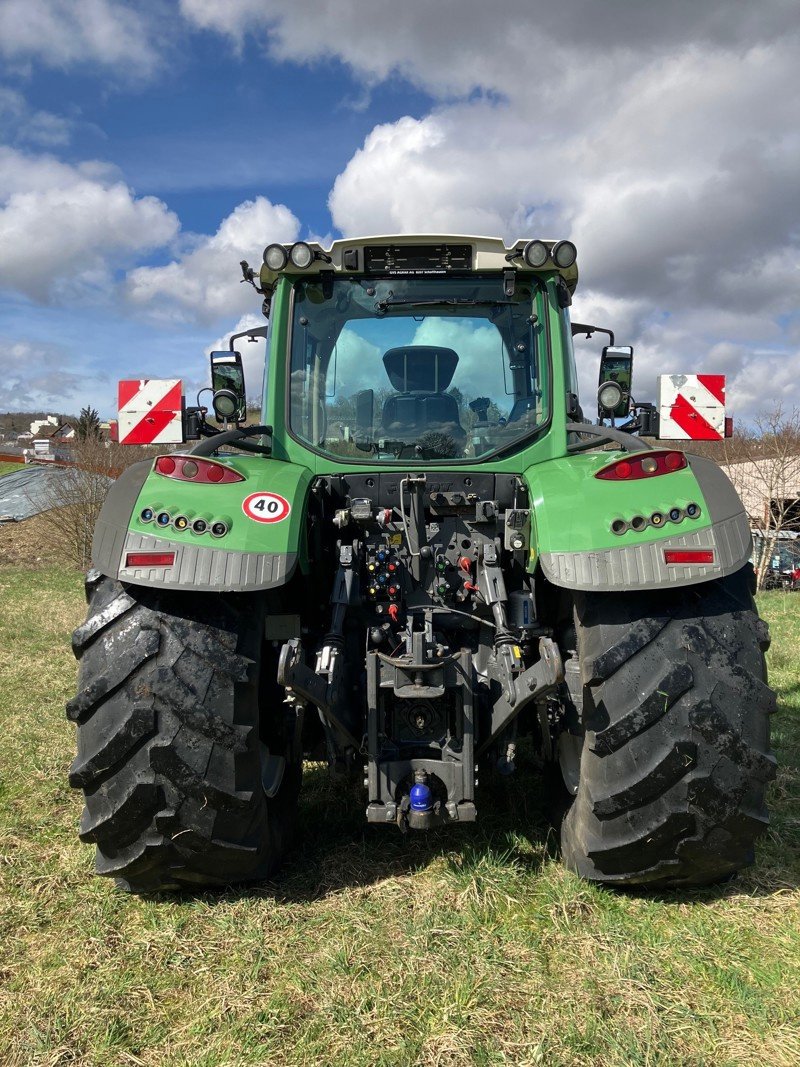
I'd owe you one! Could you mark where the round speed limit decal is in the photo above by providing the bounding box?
[242,492,291,524]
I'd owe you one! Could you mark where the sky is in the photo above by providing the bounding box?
[0,0,797,422]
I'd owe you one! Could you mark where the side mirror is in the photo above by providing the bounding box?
[210,351,246,423]
[354,389,374,449]
[598,346,633,419]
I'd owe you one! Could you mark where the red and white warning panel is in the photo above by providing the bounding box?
[657,374,725,441]
[118,379,184,445]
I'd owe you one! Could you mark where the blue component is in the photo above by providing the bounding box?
[377,550,386,562]
[378,574,387,584]
[410,781,433,811]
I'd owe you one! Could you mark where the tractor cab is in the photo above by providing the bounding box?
[282,261,551,464]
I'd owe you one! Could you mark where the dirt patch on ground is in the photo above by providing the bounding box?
[0,510,79,568]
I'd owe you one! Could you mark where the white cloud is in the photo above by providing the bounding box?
[0,0,163,77]
[316,15,800,417]
[0,87,74,147]
[327,328,383,398]
[0,338,85,410]
[178,1,798,98]
[126,196,300,324]
[0,147,179,302]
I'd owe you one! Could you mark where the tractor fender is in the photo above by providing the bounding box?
[525,451,751,592]
[91,457,313,593]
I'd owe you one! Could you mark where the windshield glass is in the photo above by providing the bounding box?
[289,274,549,462]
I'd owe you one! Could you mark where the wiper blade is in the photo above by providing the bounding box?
[374,297,518,313]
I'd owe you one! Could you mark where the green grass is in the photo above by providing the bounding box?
[0,461,25,478]
[0,569,798,1067]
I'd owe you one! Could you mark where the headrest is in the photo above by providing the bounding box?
[382,346,458,393]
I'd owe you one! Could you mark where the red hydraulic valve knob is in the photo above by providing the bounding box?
[388,603,399,622]
[458,556,472,574]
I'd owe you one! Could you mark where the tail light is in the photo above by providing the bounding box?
[154,455,243,484]
[595,451,687,481]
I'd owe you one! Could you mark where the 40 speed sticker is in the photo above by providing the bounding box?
[242,492,291,523]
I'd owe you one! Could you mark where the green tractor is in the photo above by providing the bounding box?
[67,236,776,893]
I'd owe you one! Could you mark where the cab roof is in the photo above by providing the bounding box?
[259,234,579,294]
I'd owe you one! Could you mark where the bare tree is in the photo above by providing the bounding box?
[719,405,800,590]
[38,438,161,569]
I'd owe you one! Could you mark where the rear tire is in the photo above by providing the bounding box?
[67,571,301,893]
[558,565,777,887]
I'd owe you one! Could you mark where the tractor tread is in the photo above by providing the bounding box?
[71,591,138,657]
[66,629,160,722]
[154,668,251,750]
[591,740,697,819]
[583,612,672,684]
[560,565,776,888]
[68,699,156,788]
[591,662,693,755]
[67,575,301,893]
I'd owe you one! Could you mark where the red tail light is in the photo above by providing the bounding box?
[595,450,687,481]
[664,549,714,564]
[154,455,243,484]
[125,552,175,567]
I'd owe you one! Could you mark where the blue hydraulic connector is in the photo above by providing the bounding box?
[409,769,433,811]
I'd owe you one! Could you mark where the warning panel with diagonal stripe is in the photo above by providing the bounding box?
[118,379,184,445]
[657,374,725,440]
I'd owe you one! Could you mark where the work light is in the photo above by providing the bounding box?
[598,380,624,412]
[263,243,288,271]
[212,389,239,420]
[523,240,549,268]
[289,242,314,269]
[552,240,577,268]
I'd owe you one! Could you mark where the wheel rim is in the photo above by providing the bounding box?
[558,733,582,796]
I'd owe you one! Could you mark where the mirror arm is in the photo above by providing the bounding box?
[228,325,268,351]
[188,425,273,457]
[571,322,615,345]
[566,422,652,454]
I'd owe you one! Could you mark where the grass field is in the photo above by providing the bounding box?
[0,461,25,478]
[0,566,798,1067]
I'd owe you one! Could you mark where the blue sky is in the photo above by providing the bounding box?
[0,1,797,421]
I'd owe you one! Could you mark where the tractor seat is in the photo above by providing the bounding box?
[380,345,465,444]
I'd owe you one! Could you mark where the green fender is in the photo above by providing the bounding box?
[91,455,314,592]
[523,451,752,591]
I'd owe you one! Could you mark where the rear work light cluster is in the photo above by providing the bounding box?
[139,507,229,537]
[154,455,243,484]
[595,451,687,481]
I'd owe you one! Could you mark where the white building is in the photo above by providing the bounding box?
[29,415,59,436]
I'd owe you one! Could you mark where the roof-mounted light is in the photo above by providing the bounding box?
[523,240,549,268]
[552,240,577,268]
[263,243,288,271]
[289,242,314,269]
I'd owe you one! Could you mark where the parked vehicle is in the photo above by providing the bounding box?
[67,236,777,893]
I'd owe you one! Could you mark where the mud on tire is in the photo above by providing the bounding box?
[559,564,777,888]
[67,571,301,893]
